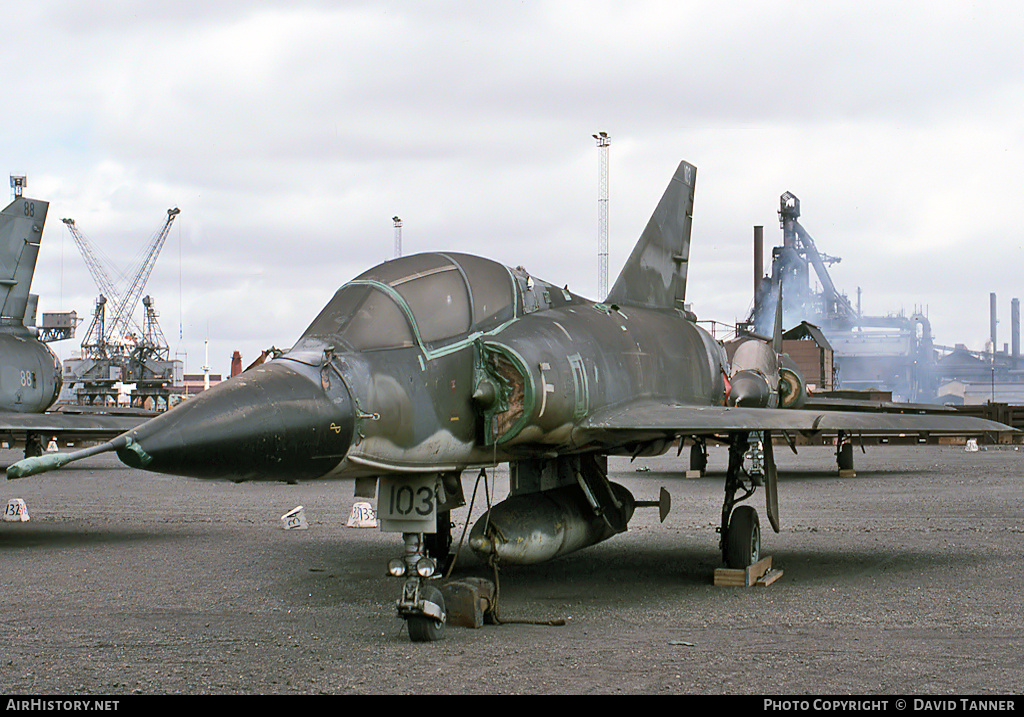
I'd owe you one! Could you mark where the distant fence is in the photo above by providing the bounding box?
[953,402,1024,431]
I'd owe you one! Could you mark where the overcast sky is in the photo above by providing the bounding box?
[7,1,1023,377]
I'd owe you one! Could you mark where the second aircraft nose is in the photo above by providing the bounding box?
[117,360,355,482]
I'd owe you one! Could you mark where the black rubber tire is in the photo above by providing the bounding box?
[725,505,760,568]
[689,443,707,474]
[24,435,43,458]
[407,585,445,642]
[838,442,854,471]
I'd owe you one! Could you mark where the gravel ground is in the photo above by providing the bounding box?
[1,444,1022,695]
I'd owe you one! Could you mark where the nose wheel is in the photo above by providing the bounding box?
[405,583,446,642]
[396,577,447,642]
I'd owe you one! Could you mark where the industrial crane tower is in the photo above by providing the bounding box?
[60,208,183,409]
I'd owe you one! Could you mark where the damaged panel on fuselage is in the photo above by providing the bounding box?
[476,303,729,451]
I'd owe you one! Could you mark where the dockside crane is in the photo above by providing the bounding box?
[105,208,179,353]
[61,208,181,408]
[62,208,179,358]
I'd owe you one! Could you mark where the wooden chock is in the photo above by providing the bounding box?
[713,555,783,587]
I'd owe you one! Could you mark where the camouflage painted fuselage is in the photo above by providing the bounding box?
[118,251,727,483]
[339,284,728,476]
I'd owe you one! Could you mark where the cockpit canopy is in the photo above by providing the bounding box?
[296,252,518,352]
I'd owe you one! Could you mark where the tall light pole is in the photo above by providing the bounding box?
[593,132,610,300]
[10,175,25,200]
[393,216,402,259]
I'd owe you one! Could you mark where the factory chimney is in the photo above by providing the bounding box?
[780,192,799,248]
[990,292,998,355]
[1012,298,1020,359]
[753,225,763,301]
[231,351,243,378]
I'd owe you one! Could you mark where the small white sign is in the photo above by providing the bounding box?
[4,498,30,522]
[965,438,979,452]
[281,505,308,530]
[378,475,438,534]
[346,501,378,528]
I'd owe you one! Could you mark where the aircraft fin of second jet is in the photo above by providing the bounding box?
[0,196,48,326]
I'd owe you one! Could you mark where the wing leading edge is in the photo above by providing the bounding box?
[579,400,1013,438]
[0,411,147,447]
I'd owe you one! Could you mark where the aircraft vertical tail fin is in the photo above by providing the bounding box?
[0,197,48,327]
[605,160,695,310]
[772,281,784,354]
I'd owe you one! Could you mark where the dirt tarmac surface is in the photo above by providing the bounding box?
[2,444,1022,695]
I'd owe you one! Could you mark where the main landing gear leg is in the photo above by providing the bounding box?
[689,437,708,476]
[24,433,43,459]
[836,430,856,475]
[719,432,761,568]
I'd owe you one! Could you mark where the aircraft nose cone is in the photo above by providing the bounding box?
[118,360,354,482]
[728,369,773,408]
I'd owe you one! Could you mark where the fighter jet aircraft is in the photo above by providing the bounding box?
[8,160,1011,641]
[0,195,62,414]
[0,195,144,456]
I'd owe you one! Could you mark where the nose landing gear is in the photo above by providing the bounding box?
[400,577,446,642]
[390,532,447,642]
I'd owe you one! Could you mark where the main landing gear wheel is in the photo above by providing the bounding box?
[725,505,760,568]
[690,440,707,475]
[407,584,446,642]
[24,434,43,458]
[837,441,854,472]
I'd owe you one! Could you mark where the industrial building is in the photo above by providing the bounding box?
[741,192,1024,407]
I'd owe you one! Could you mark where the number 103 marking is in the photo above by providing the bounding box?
[382,477,436,521]
[378,476,437,532]
[387,482,435,517]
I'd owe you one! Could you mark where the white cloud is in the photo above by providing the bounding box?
[6,0,1023,374]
